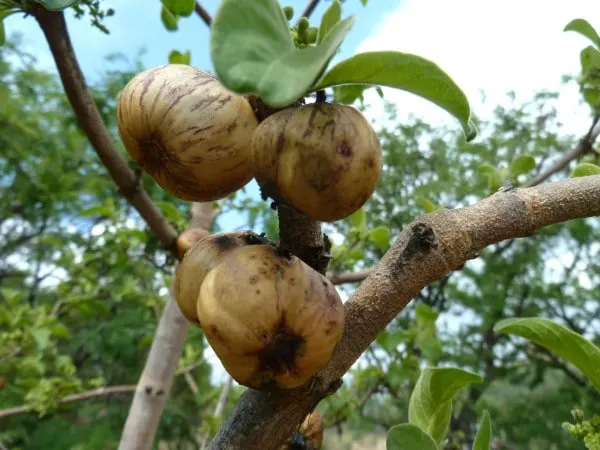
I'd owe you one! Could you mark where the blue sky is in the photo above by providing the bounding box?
[6,0,399,81]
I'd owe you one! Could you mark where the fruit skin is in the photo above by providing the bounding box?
[280,411,324,450]
[197,244,344,390]
[174,231,262,324]
[117,64,259,202]
[251,102,382,222]
[176,228,209,260]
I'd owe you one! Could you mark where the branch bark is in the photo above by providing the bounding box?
[194,2,212,27]
[0,385,136,419]
[32,6,179,255]
[208,174,600,449]
[328,269,372,285]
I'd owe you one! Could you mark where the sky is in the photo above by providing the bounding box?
[5,0,600,384]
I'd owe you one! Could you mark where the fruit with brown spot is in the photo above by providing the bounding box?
[197,245,344,389]
[280,411,324,450]
[117,64,258,201]
[251,102,382,222]
[174,231,263,324]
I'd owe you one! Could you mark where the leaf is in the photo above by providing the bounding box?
[155,201,183,223]
[477,163,503,191]
[582,87,600,111]
[349,207,366,230]
[210,0,356,107]
[169,49,191,65]
[314,51,477,141]
[472,410,492,450]
[32,0,80,11]
[415,302,439,327]
[369,226,391,250]
[50,323,72,340]
[418,196,444,214]
[0,19,4,46]
[318,0,341,44]
[408,367,483,443]
[571,162,600,178]
[494,317,600,391]
[377,329,409,354]
[386,424,438,450]
[161,0,194,17]
[32,328,52,351]
[564,18,600,48]
[509,155,536,178]
[333,84,370,104]
[161,5,179,31]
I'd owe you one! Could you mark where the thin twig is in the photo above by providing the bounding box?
[301,0,321,20]
[194,2,212,27]
[524,116,600,187]
[200,377,234,449]
[328,269,372,285]
[0,385,137,419]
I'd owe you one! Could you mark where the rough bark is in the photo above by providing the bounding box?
[208,174,600,449]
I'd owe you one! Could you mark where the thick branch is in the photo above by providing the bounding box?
[209,175,600,449]
[194,2,212,27]
[32,6,178,255]
[0,385,136,419]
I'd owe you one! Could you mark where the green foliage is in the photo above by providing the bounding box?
[494,318,600,392]
[571,162,600,177]
[408,367,482,443]
[386,423,438,450]
[210,0,355,107]
[161,0,195,17]
[565,19,600,48]
[315,51,477,140]
[160,5,179,31]
[472,410,492,450]
[318,0,342,44]
[31,0,81,11]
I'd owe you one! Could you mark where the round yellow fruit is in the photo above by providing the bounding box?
[173,231,262,324]
[117,64,258,201]
[197,244,344,390]
[251,102,382,222]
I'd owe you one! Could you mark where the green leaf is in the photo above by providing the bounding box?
[369,226,391,250]
[581,46,600,74]
[361,0,368,5]
[32,328,52,351]
[210,0,356,107]
[318,0,341,44]
[161,5,179,31]
[418,196,445,214]
[161,0,194,17]
[32,0,80,11]
[509,155,536,178]
[168,49,191,65]
[0,19,4,46]
[472,410,492,450]
[571,162,600,178]
[415,302,439,327]
[494,317,600,391]
[477,163,503,191]
[349,207,366,230]
[408,367,483,443]
[155,201,183,223]
[582,87,600,111]
[564,18,600,48]
[50,323,72,340]
[333,84,369,104]
[386,424,438,450]
[314,51,477,141]
[377,329,409,354]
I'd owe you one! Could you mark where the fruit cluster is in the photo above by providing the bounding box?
[117,64,382,222]
[117,64,382,390]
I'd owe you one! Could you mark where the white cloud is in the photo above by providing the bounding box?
[355,0,597,137]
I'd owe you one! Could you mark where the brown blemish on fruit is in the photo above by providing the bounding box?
[213,234,236,251]
[249,275,259,285]
[258,316,305,374]
[338,140,353,157]
[324,320,338,336]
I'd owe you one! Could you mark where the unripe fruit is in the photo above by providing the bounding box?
[176,228,209,260]
[117,64,259,202]
[280,411,324,450]
[174,231,262,324]
[252,103,382,222]
[197,245,344,389]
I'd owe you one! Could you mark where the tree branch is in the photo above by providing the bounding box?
[0,385,137,420]
[524,115,600,187]
[208,174,600,449]
[194,2,212,27]
[31,6,179,255]
[200,377,233,449]
[328,269,372,285]
[301,0,321,19]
